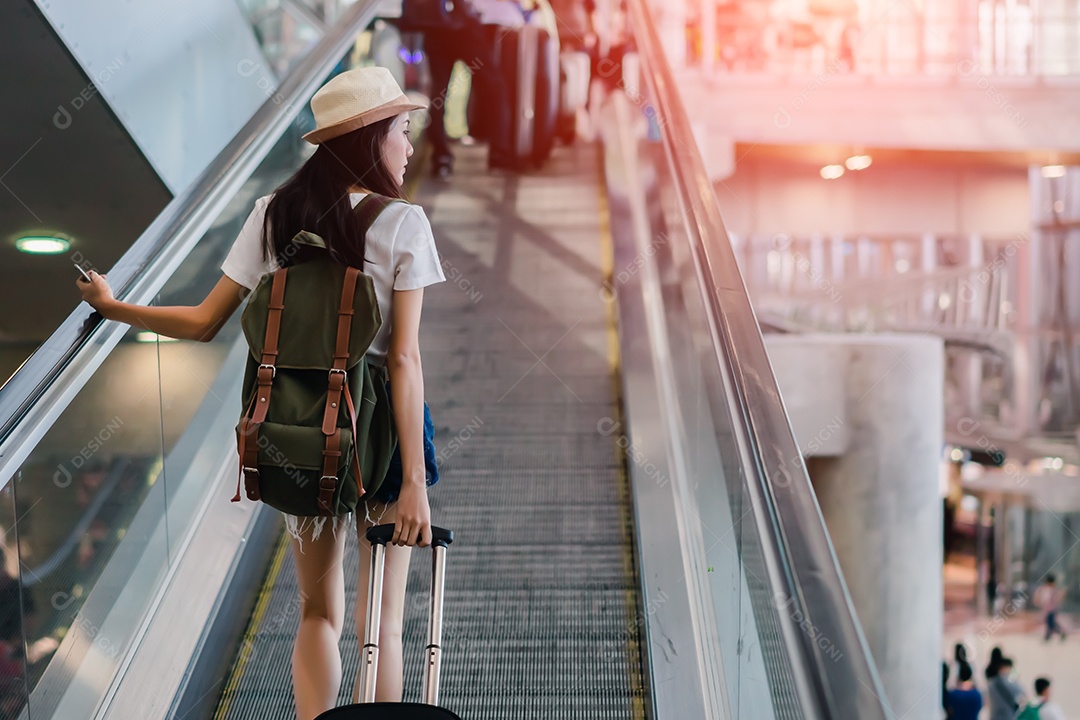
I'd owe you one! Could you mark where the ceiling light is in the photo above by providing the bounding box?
[845,154,872,171]
[16,235,70,255]
[1041,165,1066,178]
[135,331,179,343]
[820,164,845,180]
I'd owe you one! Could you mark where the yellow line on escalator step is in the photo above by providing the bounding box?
[595,146,648,720]
[213,528,290,720]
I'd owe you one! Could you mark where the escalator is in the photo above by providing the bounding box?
[0,1,891,719]
[214,144,648,719]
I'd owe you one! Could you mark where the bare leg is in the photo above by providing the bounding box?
[290,519,348,720]
[353,499,414,702]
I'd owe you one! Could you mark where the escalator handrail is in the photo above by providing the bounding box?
[0,0,385,486]
[626,1,892,717]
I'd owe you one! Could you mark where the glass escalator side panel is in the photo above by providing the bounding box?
[7,325,168,718]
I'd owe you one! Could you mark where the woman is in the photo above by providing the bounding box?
[77,66,445,719]
[988,657,1026,720]
[984,645,1004,680]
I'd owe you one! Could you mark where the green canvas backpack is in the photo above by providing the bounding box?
[231,194,402,517]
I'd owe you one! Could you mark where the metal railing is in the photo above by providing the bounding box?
[684,12,1080,78]
[737,229,1080,459]
[623,0,892,715]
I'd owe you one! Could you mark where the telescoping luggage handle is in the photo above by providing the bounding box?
[360,524,454,706]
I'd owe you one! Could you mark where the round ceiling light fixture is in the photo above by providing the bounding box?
[820,164,845,180]
[845,154,873,171]
[16,235,70,255]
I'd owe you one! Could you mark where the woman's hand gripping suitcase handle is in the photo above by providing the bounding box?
[367,524,453,548]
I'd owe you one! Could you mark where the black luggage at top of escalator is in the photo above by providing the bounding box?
[398,0,473,31]
[469,23,559,170]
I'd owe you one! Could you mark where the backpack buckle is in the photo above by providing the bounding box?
[258,363,277,379]
[329,368,346,382]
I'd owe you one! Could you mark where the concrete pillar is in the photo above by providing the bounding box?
[814,335,942,719]
[767,333,944,719]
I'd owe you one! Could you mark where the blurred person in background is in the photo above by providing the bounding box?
[548,0,597,53]
[988,657,1026,720]
[471,0,533,26]
[984,645,1004,681]
[941,661,951,718]
[1024,677,1067,720]
[404,0,516,177]
[1035,574,1068,642]
[946,662,983,720]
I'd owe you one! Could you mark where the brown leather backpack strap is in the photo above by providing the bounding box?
[321,267,366,500]
[235,269,285,504]
[343,382,363,498]
[318,430,343,515]
[251,269,287,425]
[239,419,262,501]
[235,392,262,502]
[321,267,359,434]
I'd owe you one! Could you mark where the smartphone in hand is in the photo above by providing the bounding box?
[74,263,93,283]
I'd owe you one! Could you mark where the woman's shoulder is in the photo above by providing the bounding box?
[356,195,432,233]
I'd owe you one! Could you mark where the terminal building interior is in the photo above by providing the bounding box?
[1,0,1078,717]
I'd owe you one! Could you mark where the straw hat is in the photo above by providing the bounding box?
[302,66,426,145]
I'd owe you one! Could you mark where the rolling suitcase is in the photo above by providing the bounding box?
[532,27,559,164]
[315,524,458,720]
[470,24,558,169]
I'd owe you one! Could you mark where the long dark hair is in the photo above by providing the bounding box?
[985,646,1004,679]
[262,116,403,269]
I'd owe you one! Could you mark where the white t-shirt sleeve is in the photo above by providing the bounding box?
[392,205,446,291]
[221,196,274,291]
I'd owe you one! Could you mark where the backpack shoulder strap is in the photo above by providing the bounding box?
[319,266,365,512]
[234,268,289,503]
[353,193,405,236]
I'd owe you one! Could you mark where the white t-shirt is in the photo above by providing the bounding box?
[1039,700,1067,720]
[221,192,445,363]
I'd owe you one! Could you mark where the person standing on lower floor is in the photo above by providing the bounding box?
[988,657,1027,720]
[1028,677,1068,720]
[1035,574,1068,642]
[945,663,982,720]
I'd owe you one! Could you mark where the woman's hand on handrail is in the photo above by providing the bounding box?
[77,272,249,343]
